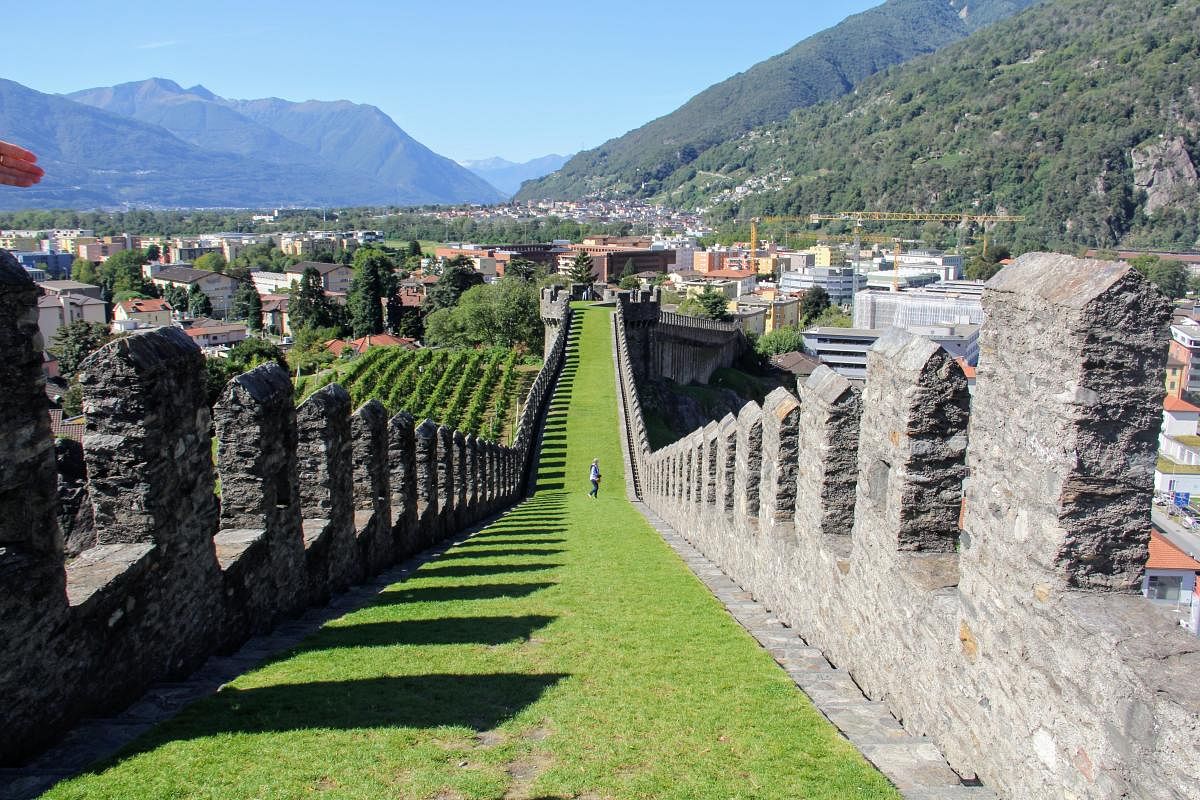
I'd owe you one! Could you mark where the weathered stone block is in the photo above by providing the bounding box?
[413,419,440,544]
[352,400,392,574]
[0,251,60,555]
[296,384,358,594]
[966,254,1172,589]
[854,329,969,553]
[796,366,862,539]
[213,363,306,618]
[734,402,764,522]
[760,388,802,525]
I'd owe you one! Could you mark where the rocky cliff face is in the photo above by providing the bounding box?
[1132,136,1199,214]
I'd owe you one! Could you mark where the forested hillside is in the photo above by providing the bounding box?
[677,0,1200,250]
[515,0,1037,202]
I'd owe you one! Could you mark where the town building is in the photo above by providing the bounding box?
[558,245,675,284]
[1143,529,1200,635]
[779,265,865,306]
[1155,396,1200,496]
[151,266,241,317]
[260,295,291,336]
[326,334,418,357]
[113,298,173,329]
[285,261,354,294]
[183,322,248,349]
[251,270,298,296]
[804,324,979,380]
[37,292,107,346]
[734,294,801,334]
[38,280,104,301]
[853,285,986,330]
[13,251,73,279]
[1168,319,1200,397]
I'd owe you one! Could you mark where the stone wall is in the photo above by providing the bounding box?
[619,290,747,386]
[615,255,1200,800]
[0,266,574,765]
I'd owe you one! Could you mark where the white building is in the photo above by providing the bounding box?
[779,266,865,306]
[853,287,985,330]
[1170,320,1200,396]
[251,270,298,296]
[1155,396,1200,495]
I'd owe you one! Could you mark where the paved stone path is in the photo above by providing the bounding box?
[628,502,996,800]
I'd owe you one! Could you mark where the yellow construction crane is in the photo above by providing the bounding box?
[808,211,1025,257]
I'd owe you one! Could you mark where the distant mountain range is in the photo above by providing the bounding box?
[0,78,504,210]
[460,154,572,197]
[515,0,1039,202]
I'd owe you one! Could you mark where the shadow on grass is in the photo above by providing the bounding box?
[122,673,568,744]
[298,615,556,649]
[457,537,566,547]
[375,582,555,604]
[415,562,564,578]
[435,548,566,560]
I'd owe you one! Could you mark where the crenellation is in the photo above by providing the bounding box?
[213,363,307,619]
[351,400,393,574]
[387,410,418,554]
[295,383,359,596]
[854,328,970,554]
[0,269,574,768]
[795,366,862,542]
[615,254,1200,800]
[413,419,441,543]
[734,402,764,522]
[759,388,802,525]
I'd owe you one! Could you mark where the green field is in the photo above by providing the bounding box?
[44,305,896,800]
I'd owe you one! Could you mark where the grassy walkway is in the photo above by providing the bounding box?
[45,305,897,800]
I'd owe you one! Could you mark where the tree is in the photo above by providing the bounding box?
[407,239,423,259]
[144,244,161,262]
[50,321,112,378]
[620,258,637,280]
[677,289,731,320]
[286,325,339,376]
[98,249,150,298]
[71,257,98,285]
[231,282,263,330]
[505,257,541,283]
[800,286,831,324]
[423,277,543,351]
[348,247,397,336]
[289,267,337,330]
[566,251,595,284]
[808,306,852,328]
[188,284,213,317]
[193,252,227,273]
[226,337,286,374]
[424,255,484,312]
[162,283,188,312]
[695,288,731,320]
[754,326,807,357]
[618,275,641,291]
[1149,259,1189,299]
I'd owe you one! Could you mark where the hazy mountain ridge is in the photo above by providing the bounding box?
[461,154,572,196]
[515,0,1039,202]
[0,78,503,209]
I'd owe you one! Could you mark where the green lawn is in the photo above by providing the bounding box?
[44,304,897,800]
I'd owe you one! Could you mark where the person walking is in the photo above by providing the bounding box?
[588,458,601,498]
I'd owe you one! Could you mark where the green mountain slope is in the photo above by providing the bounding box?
[688,0,1200,250]
[514,0,1038,202]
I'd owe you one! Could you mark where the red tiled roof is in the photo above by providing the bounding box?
[117,298,172,314]
[48,409,85,441]
[955,357,977,380]
[326,334,418,357]
[1164,396,1200,413]
[1148,530,1200,571]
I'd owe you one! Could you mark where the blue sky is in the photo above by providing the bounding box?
[5,1,879,163]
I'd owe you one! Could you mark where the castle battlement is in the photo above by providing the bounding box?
[0,250,572,764]
[615,253,1200,799]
